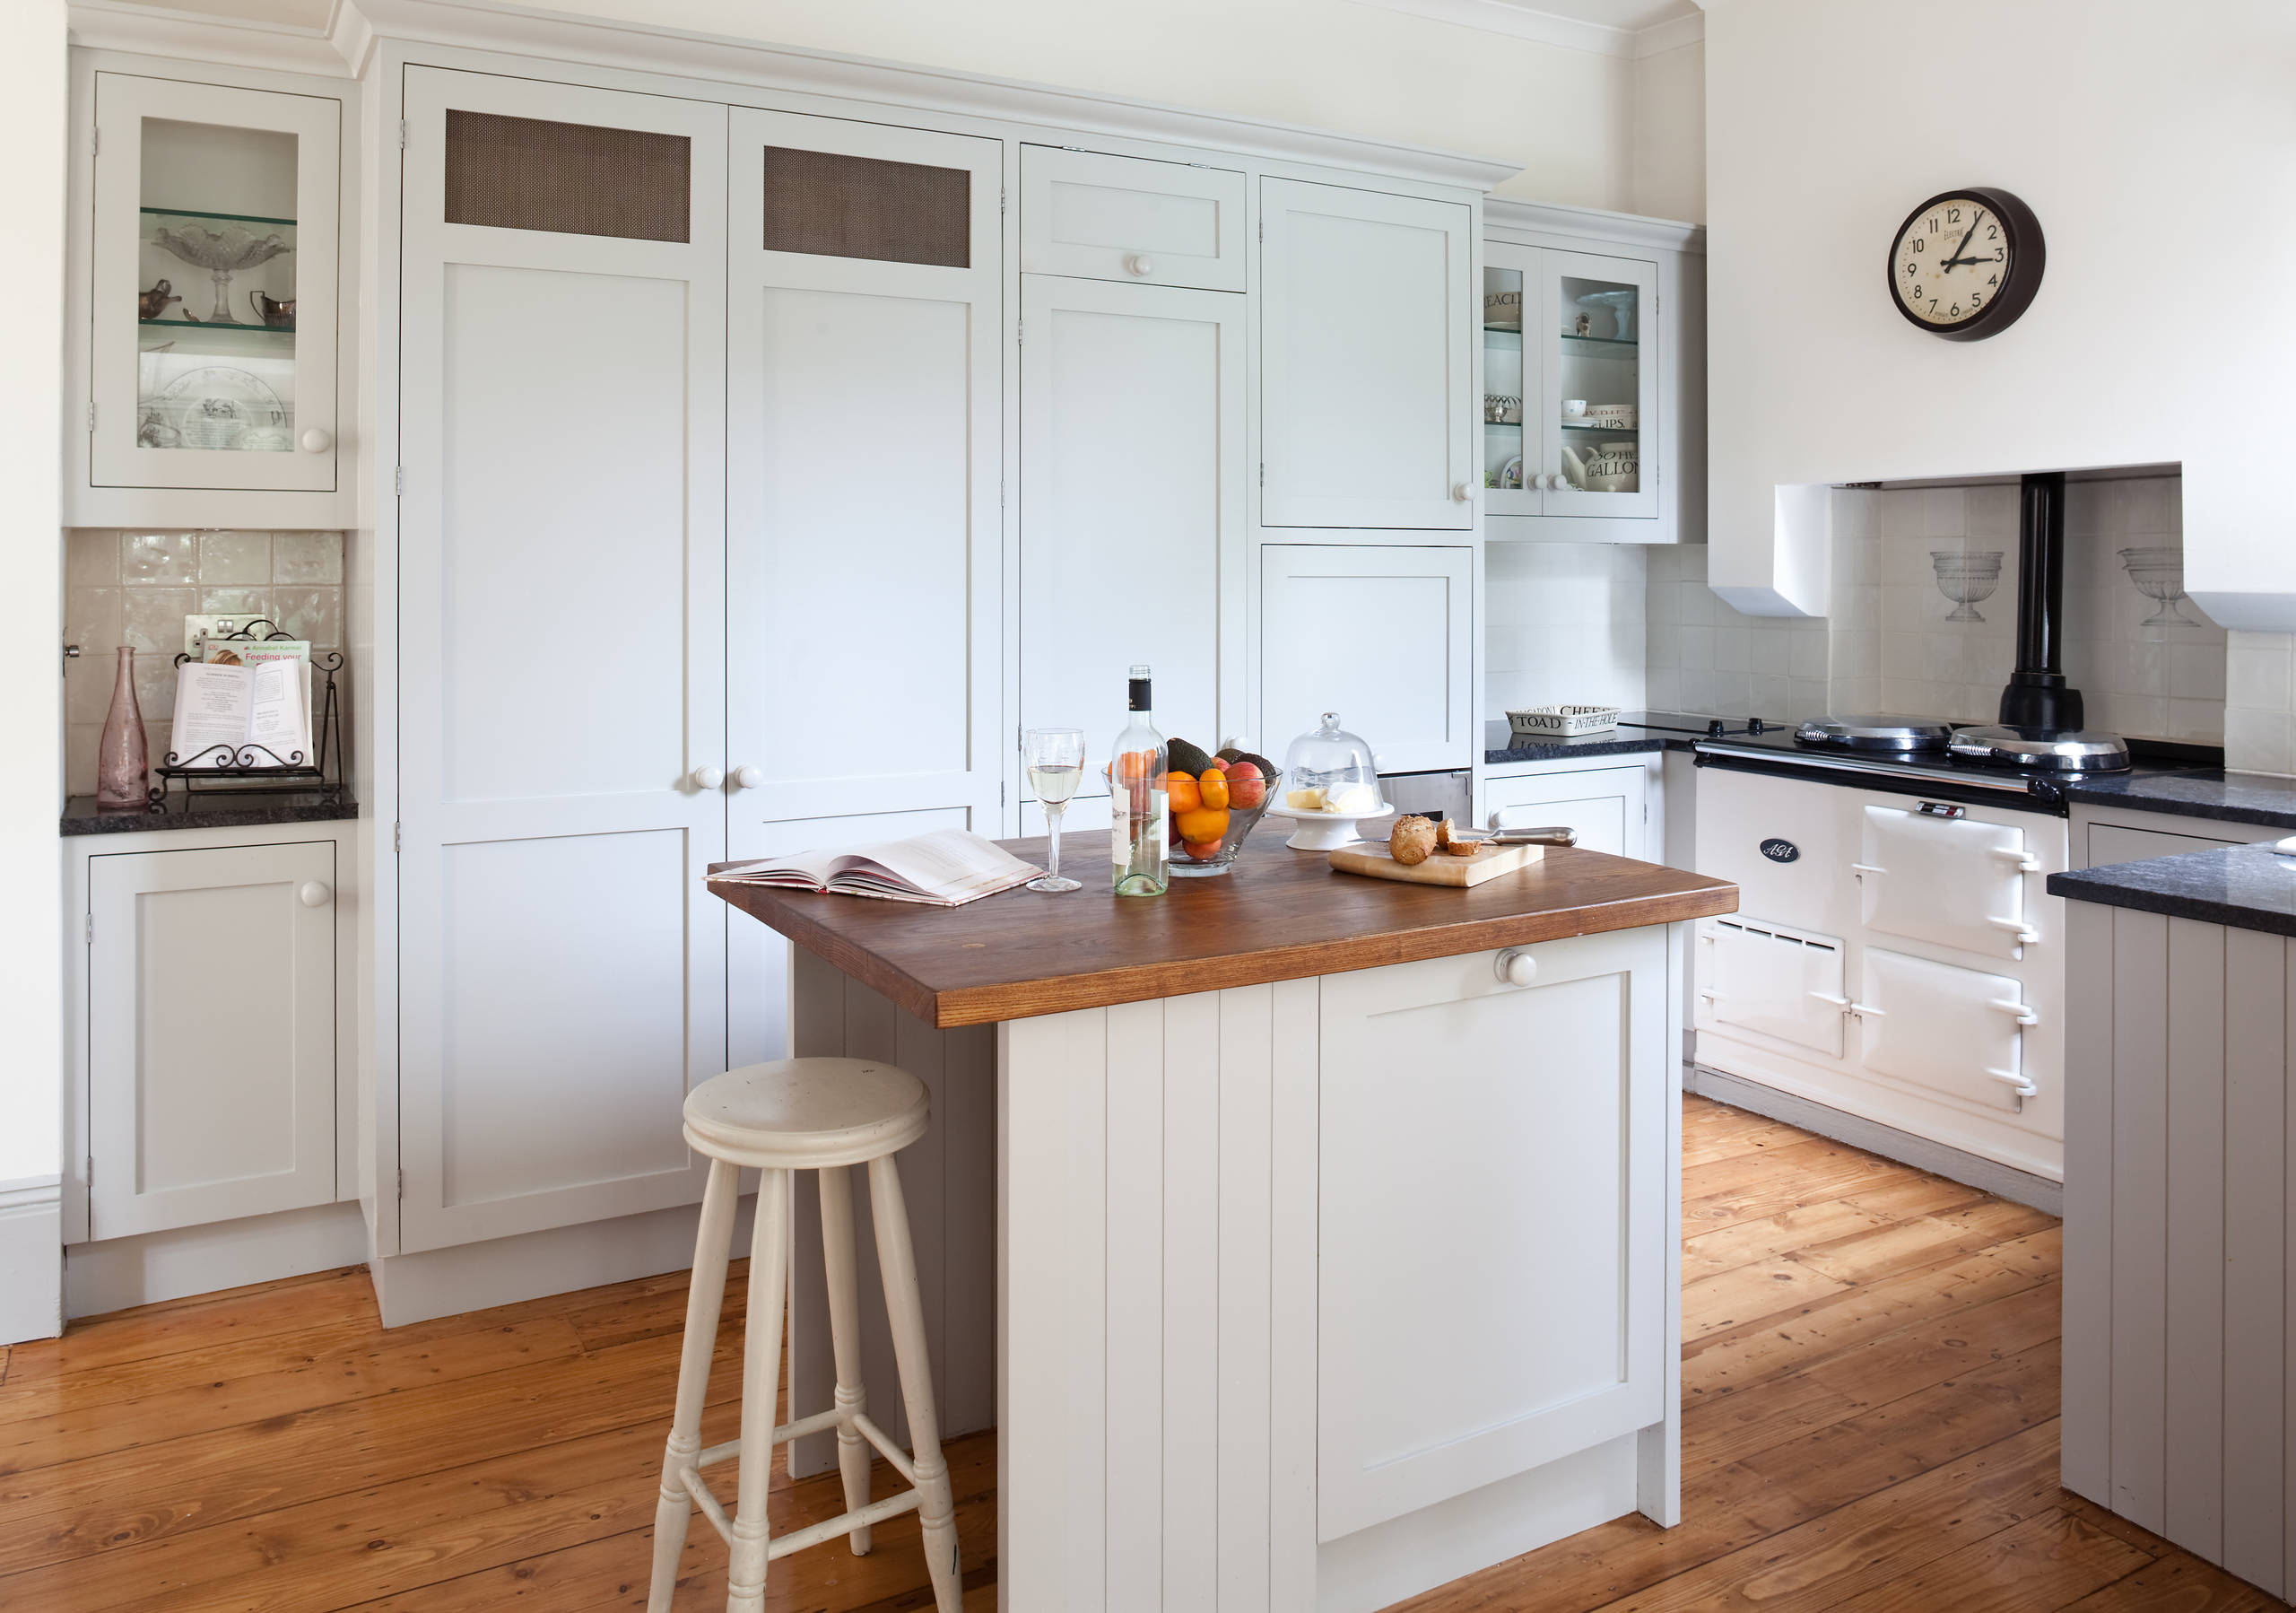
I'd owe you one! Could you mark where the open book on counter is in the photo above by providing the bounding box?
[713,828,1042,907]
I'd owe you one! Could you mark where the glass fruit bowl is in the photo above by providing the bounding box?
[1166,756,1282,876]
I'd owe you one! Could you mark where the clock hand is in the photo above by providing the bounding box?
[1941,209,1984,273]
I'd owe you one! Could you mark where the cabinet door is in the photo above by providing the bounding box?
[724,109,1002,1064]
[1317,930,1671,1538]
[89,841,335,1238]
[1483,763,1648,858]
[1537,248,1659,523]
[1258,545,1473,773]
[1260,179,1474,530]
[1020,145,1246,291]
[1480,241,1540,517]
[1020,274,1246,809]
[396,69,726,1251]
[90,72,339,493]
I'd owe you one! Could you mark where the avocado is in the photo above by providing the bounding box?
[1167,737,1217,777]
[1215,746,1243,763]
[1236,751,1278,778]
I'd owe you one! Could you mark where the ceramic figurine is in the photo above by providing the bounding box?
[137,279,179,320]
[1573,311,1593,337]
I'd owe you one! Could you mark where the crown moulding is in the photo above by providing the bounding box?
[69,0,1523,193]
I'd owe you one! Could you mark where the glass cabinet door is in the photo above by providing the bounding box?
[90,74,339,493]
[1481,247,1540,517]
[1537,248,1658,522]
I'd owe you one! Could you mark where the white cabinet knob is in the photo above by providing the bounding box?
[1124,253,1154,276]
[691,765,724,790]
[1544,472,1564,491]
[732,763,764,789]
[1494,948,1539,988]
[1452,481,1474,502]
[300,427,332,453]
[298,880,333,909]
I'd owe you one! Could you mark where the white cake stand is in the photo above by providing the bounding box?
[1264,801,1395,851]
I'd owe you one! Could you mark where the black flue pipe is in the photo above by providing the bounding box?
[1997,470,2084,731]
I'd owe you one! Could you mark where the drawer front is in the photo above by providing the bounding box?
[1857,947,2038,1116]
[1021,145,1247,292]
[1858,803,2033,959]
[1699,916,1846,1058]
[1484,765,1645,859]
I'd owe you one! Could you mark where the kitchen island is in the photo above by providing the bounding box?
[710,833,1735,1613]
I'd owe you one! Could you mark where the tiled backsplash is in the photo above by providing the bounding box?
[1646,544,1830,719]
[1484,542,1649,717]
[64,529,344,795]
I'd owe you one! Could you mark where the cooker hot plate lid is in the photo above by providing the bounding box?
[1794,714,1957,752]
[1948,724,2132,772]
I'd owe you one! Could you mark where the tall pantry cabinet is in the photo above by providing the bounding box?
[378,44,1497,1274]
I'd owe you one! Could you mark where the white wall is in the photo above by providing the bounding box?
[1631,39,1701,223]
[1703,0,2296,628]
[2,0,66,1341]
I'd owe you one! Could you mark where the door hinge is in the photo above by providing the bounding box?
[91,126,99,155]
[395,465,405,497]
[397,1167,405,1200]
[1258,462,1265,489]
[999,780,1006,806]
[393,820,402,853]
[1257,218,1265,243]
[86,401,96,432]
[1015,318,1022,347]
[999,186,1006,218]
[999,477,1006,509]
[86,1155,94,1195]
[85,911,93,945]
[398,118,408,149]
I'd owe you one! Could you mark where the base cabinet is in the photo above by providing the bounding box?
[1483,763,1650,859]
[87,840,337,1239]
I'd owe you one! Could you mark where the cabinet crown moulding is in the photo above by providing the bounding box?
[1485,196,1703,253]
[68,0,1519,193]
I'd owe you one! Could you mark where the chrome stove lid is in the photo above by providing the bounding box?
[1948,724,2133,772]
[1793,714,1957,752]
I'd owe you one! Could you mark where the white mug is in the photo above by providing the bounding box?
[1561,399,1587,419]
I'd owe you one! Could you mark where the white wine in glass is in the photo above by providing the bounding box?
[1023,727,1087,893]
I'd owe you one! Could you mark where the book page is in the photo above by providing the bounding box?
[834,829,1039,902]
[712,847,848,889]
[244,660,308,763]
[169,662,254,769]
[207,639,312,762]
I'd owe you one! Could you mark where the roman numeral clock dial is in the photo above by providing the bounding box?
[1888,187,2045,340]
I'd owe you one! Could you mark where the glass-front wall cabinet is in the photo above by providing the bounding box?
[1483,242,1658,529]
[90,74,339,493]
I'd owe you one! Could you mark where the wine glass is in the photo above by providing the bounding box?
[1023,728,1086,893]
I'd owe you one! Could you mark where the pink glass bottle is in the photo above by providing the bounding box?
[95,645,149,809]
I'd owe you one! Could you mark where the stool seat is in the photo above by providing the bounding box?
[683,1059,928,1170]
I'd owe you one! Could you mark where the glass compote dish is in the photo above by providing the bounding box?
[1931,549,2005,623]
[1166,755,1283,876]
[150,221,293,324]
[1022,727,1085,893]
[2119,546,2198,626]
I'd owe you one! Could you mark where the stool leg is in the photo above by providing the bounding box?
[867,1154,961,1613]
[648,1157,738,1613]
[817,1164,874,1555]
[726,1166,791,1613]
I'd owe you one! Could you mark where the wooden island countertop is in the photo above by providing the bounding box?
[709,831,1736,1028]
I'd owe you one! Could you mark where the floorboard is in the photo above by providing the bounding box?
[2,1093,2279,1611]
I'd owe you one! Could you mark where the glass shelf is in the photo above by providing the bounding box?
[1561,422,1636,433]
[141,205,298,229]
[1483,327,1523,344]
[139,318,298,361]
[1483,420,1524,433]
[1561,335,1638,360]
[142,316,293,336]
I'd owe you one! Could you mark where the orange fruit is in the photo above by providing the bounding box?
[1112,749,1155,784]
[1197,772,1231,811]
[1176,806,1230,844]
[1164,771,1201,814]
[1182,839,1223,859]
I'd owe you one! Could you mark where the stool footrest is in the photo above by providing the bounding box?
[766,1487,923,1562]
[679,1468,735,1546]
[698,1403,844,1469]
[853,1412,918,1484]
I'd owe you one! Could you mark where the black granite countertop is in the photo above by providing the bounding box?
[2050,841,2296,937]
[1485,731,1674,766]
[62,791,360,836]
[2061,770,2296,832]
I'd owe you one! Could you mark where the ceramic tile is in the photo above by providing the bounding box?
[1921,486,1968,538]
[122,587,197,655]
[67,722,100,798]
[1787,678,1831,714]
[2169,641,2227,702]
[65,587,122,658]
[202,587,274,623]
[2169,698,2224,743]
[67,529,118,586]
[65,653,114,724]
[122,532,197,585]
[1677,624,1714,670]
[134,648,178,718]
[197,530,272,583]
[1967,483,2019,538]
[1749,629,1791,676]
[1711,624,1750,674]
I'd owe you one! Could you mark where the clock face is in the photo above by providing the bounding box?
[1886,188,2045,340]
[1893,197,2006,327]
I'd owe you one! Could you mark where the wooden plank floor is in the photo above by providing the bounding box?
[0,1095,2283,1612]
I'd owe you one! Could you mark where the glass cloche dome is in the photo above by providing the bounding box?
[1282,712,1385,816]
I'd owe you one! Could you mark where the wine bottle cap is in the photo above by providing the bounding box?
[1128,664,1152,711]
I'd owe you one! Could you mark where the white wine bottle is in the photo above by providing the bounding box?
[1110,664,1169,896]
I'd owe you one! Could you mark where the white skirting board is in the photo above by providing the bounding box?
[65,1199,368,1321]
[1685,1064,2064,1216]
[0,1176,63,1342]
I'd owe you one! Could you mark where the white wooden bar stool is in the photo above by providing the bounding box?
[646,1058,961,1613]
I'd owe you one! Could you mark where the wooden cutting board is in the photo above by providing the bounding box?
[1327,840,1542,886]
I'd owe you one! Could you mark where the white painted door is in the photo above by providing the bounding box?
[1317,930,1671,1539]
[90,72,339,493]
[1020,145,1247,291]
[1857,948,2041,1119]
[1858,803,2035,959]
[1480,240,1541,517]
[88,841,335,1237]
[1259,545,1472,773]
[396,69,726,1251]
[724,108,1002,1065]
[1483,763,1649,859]
[1020,274,1246,814]
[1537,248,1659,523]
[1698,916,1848,1059]
[1260,178,1474,530]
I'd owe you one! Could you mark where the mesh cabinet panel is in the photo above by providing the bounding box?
[760,145,969,267]
[444,109,691,243]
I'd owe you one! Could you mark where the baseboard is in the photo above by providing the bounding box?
[370,1190,761,1328]
[64,1199,369,1321]
[1315,1434,1639,1613]
[1686,1065,2065,1216]
[0,1176,64,1343]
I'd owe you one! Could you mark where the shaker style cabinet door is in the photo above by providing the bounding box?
[395,68,726,1251]
[1483,763,1648,859]
[1536,248,1660,523]
[722,107,1003,1067]
[88,841,336,1238]
[89,72,340,493]
[1020,144,1247,292]
[1259,178,1474,531]
[1019,274,1247,814]
[1258,544,1473,773]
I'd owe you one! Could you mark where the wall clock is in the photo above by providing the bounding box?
[1887,187,2045,341]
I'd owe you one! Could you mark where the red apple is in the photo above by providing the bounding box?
[1226,759,1265,809]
